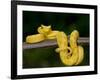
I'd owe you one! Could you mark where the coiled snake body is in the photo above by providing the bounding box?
[26,25,84,66]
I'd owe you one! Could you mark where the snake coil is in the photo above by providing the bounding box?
[26,25,84,66]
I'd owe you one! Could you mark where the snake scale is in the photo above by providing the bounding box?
[26,25,84,66]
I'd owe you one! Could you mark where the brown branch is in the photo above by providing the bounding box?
[23,37,89,50]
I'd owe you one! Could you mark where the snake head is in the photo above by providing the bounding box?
[38,24,52,35]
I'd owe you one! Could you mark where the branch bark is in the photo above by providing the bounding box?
[23,37,89,50]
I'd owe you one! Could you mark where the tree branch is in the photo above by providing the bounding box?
[23,37,89,50]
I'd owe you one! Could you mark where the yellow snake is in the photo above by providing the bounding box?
[26,25,84,66]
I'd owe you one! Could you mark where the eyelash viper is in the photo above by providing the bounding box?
[26,25,84,66]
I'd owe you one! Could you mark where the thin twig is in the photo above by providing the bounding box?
[23,37,89,50]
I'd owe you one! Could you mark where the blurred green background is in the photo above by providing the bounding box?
[23,11,90,68]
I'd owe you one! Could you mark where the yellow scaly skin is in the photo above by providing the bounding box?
[26,25,84,66]
[69,30,84,65]
[56,32,79,66]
